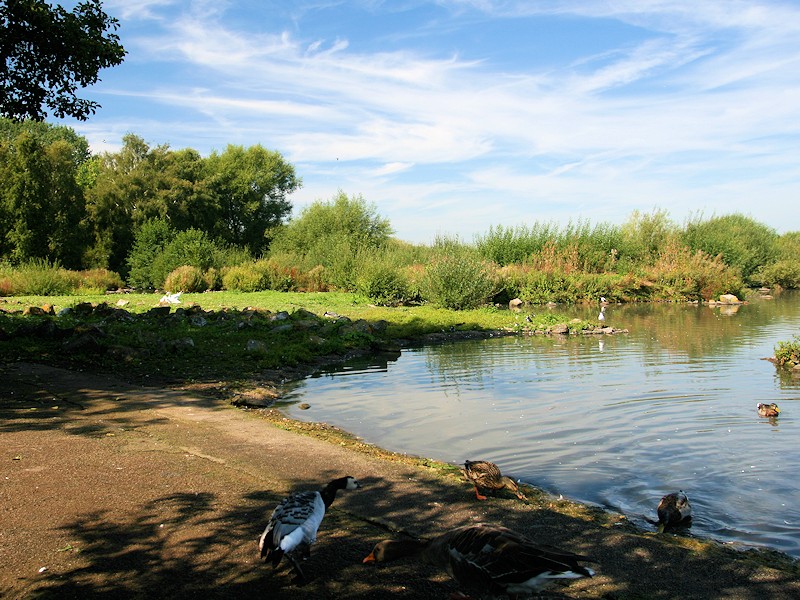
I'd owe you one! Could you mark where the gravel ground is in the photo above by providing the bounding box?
[1,361,799,599]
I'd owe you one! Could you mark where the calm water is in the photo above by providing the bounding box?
[281,292,800,556]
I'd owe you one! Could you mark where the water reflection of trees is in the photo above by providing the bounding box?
[419,291,800,385]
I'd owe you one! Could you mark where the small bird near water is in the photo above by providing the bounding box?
[363,523,595,598]
[462,460,527,501]
[757,402,780,417]
[259,475,360,582]
[656,490,692,533]
[598,305,606,323]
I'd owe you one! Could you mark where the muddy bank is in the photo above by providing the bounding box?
[1,361,799,599]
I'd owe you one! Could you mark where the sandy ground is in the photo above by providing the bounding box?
[1,361,799,599]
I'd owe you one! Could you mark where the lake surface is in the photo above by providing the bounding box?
[281,292,800,557]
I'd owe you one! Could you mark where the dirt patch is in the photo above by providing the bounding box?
[1,361,799,599]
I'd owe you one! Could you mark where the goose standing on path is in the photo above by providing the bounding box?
[462,460,527,501]
[259,475,360,582]
[363,523,595,598]
[656,490,692,533]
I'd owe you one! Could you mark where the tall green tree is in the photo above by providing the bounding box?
[1,0,126,121]
[0,131,87,266]
[205,144,299,256]
[84,136,299,273]
[270,190,392,258]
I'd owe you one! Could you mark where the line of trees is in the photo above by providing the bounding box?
[0,118,300,274]
[3,118,800,307]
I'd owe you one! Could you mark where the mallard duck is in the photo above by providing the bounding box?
[259,475,360,582]
[656,491,692,533]
[363,523,595,597]
[757,402,780,417]
[462,460,527,501]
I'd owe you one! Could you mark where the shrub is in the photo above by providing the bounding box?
[356,262,410,306]
[519,271,572,304]
[76,268,124,293]
[774,336,800,367]
[0,276,12,296]
[755,260,800,289]
[8,259,72,295]
[269,190,393,259]
[420,238,498,310]
[682,214,778,283]
[303,265,328,292]
[164,265,208,293]
[221,264,268,292]
[150,229,219,289]
[646,240,744,301]
[204,267,223,291]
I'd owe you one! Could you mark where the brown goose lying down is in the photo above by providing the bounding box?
[364,523,595,598]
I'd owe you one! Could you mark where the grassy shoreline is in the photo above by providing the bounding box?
[0,290,622,386]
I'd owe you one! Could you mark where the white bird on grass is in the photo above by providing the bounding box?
[259,475,360,583]
[159,291,181,304]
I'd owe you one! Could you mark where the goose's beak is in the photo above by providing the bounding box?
[362,551,376,564]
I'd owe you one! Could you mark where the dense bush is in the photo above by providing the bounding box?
[149,229,220,290]
[76,268,124,293]
[645,240,744,301]
[221,264,269,292]
[774,336,800,367]
[268,191,394,290]
[3,259,73,295]
[0,260,122,295]
[755,260,800,289]
[163,265,208,293]
[682,214,778,283]
[420,237,498,310]
[355,250,411,306]
[619,209,677,264]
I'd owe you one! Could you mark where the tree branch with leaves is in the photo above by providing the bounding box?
[0,0,126,121]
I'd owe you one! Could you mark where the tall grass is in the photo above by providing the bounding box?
[3,210,792,306]
[0,260,123,296]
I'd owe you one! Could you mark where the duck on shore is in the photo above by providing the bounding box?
[259,475,360,582]
[462,460,527,501]
[363,523,595,598]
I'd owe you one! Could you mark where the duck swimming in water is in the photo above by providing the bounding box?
[757,402,780,417]
[656,490,692,533]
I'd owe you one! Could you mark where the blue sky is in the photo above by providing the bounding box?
[62,0,800,243]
